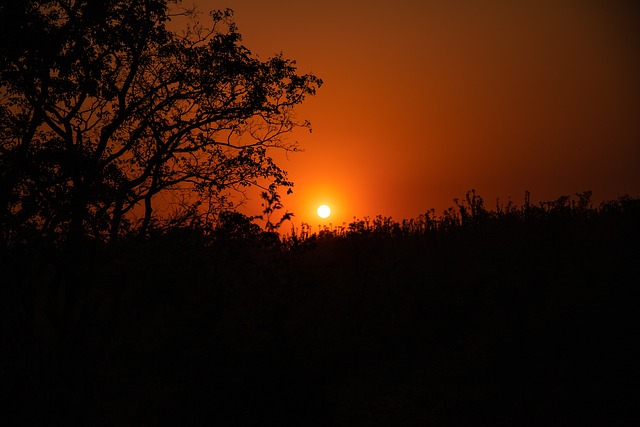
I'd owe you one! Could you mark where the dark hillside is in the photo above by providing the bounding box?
[2,194,639,426]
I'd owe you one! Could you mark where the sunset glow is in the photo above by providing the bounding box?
[220,0,640,226]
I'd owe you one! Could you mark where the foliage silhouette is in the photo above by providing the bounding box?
[0,2,320,424]
[0,0,321,247]
[2,191,639,425]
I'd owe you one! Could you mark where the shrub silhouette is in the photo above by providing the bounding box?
[2,191,639,425]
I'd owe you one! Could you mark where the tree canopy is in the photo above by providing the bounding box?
[0,0,321,246]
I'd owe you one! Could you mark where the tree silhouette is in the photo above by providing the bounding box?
[0,0,321,246]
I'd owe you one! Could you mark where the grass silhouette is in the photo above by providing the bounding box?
[1,191,638,425]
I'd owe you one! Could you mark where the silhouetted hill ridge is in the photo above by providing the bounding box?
[1,193,639,425]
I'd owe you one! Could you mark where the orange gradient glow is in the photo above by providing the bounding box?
[204,1,640,227]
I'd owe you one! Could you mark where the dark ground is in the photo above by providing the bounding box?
[2,197,639,426]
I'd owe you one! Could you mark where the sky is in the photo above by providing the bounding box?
[194,0,640,227]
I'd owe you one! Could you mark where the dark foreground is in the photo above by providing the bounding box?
[2,195,639,426]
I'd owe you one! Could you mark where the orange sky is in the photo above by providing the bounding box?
[196,0,640,227]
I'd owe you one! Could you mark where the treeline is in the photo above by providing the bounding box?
[1,191,638,426]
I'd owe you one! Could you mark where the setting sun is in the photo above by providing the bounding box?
[317,204,331,218]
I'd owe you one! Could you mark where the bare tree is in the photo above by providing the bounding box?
[0,0,321,246]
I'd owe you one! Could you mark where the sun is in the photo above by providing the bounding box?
[317,204,331,219]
